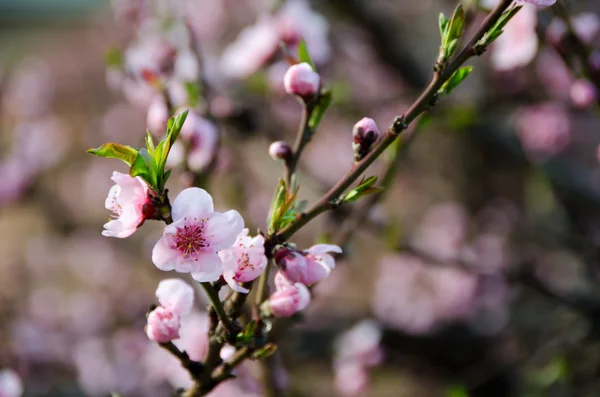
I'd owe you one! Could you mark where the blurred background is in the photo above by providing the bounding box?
[2,0,600,396]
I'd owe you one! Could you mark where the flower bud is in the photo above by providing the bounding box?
[265,275,311,318]
[269,141,293,162]
[275,247,307,283]
[146,306,181,343]
[283,62,320,99]
[352,117,380,162]
[570,79,597,108]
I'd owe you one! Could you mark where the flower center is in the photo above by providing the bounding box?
[172,220,210,258]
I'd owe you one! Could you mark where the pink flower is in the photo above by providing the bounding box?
[266,272,311,317]
[334,362,369,397]
[515,103,571,161]
[146,306,181,343]
[152,187,244,281]
[548,13,600,45]
[168,110,218,172]
[275,244,342,286]
[146,98,169,134]
[147,279,195,343]
[334,320,384,369]
[352,117,380,161]
[491,4,538,71]
[220,229,268,293]
[155,278,195,315]
[102,171,151,238]
[570,79,597,108]
[125,36,177,82]
[0,369,23,397]
[283,62,320,98]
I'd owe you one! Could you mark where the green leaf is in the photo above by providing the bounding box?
[146,130,155,154]
[105,47,122,68]
[445,38,459,59]
[159,110,188,168]
[342,176,381,203]
[308,89,332,130]
[446,385,468,397]
[87,143,139,166]
[252,343,278,359]
[439,66,473,95]
[439,13,449,39]
[236,320,257,346]
[444,3,465,48]
[267,179,288,233]
[297,38,315,71]
[184,81,201,108]
[479,5,522,47]
[130,148,158,188]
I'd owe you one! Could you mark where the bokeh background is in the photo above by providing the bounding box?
[2,0,600,396]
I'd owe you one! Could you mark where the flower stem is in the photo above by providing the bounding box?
[267,0,515,246]
[200,282,234,334]
[285,101,316,189]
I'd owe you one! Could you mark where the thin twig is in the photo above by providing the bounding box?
[200,282,235,334]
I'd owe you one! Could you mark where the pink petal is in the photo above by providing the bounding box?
[152,235,179,271]
[189,252,223,282]
[102,219,136,238]
[204,210,244,252]
[155,279,195,315]
[307,244,342,256]
[171,188,214,221]
[223,270,250,293]
[303,257,332,285]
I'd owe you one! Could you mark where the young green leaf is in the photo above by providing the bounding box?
[267,179,288,233]
[146,130,155,154]
[297,38,315,71]
[439,13,450,39]
[439,66,473,95]
[308,89,332,130]
[342,176,381,203]
[87,143,139,166]
[105,47,122,68]
[252,343,278,359]
[236,320,257,346]
[444,4,465,51]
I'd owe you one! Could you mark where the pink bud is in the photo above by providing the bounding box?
[146,306,181,343]
[352,117,380,161]
[0,369,23,397]
[283,62,320,99]
[275,244,342,286]
[266,272,311,317]
[570,79,597,108]
[269,141,293,162]
[275,248,308,283]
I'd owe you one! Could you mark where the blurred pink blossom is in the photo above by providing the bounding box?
[570,79,597,108]
[167,110,219,172]
[220,229,268,293]
[547,13,600,45]
[152,188,244,281]
[491,4,538,71]
[3,59,54,119]
[0,369,23,397]
[515,103,571,161]
[334,363,368,397]
[411,202,469,262]
[147,97,170,134]
[372,254,477,334]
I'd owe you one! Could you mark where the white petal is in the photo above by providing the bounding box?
[223,270,250,294]
[102,219,136,238]
[171,188,214,221]
[308,244,342,256]
[156,279,195,315]
[188,252,223,281]
[152,236,179,271]
[204,210,245,252]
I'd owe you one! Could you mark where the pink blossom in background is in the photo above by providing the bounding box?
[267,272,311,317]
[372,254,477,334]
[547,13,600,45]
[535,49,573,100]
[519,0,555,6]
[220,229,268,293]
[334,320,384,369]
[334,363,368,397]
[491,4,538,71]
[102,171,151,238]
[460,233,510,274]
[152,187,244,281]
[411,202,469,263]
[12,116,68,173]
[283,62,320,98]
[168,110,219,172]
[146,97,170,134]
[276,0,331,64]
[220,18,280,79]
[0,369,23,397]
[3,58,54,119]
[570,79,597,108]
[515,103,571,161]
[125,36,177,82]
[174,312,210,362]
[267,61,291,95]
[73,338,117,397]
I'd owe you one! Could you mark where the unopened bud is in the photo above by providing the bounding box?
[283,62,320,99]
[570,79,597,108]
[274,247,307,283]
[352,117,380,162]
[263,272,311,318]
[269,141,293,162]
[146,306,180,343]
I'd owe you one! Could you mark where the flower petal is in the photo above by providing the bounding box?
[171,187,214,221]
[102,219,136,238]
[308,244,342,256]
[152,235,179,271]
[204,210,245,252]
[223,270,250,293]
[189,252,223,281]
[156,279,195,315]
